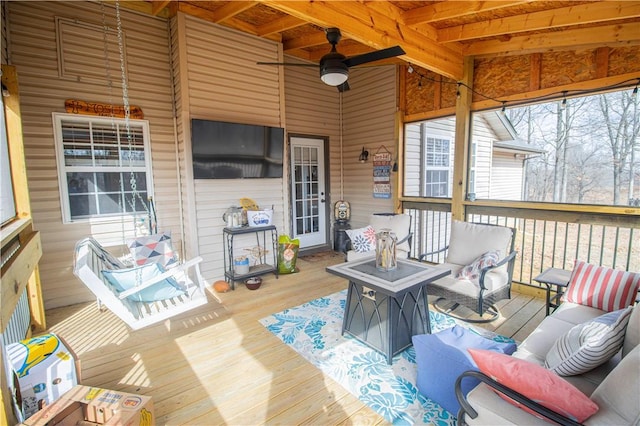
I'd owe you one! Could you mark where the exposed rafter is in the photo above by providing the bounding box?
[466,21,640,56]
[127,0,640,80]
[439,2,640,43]
[261,0,464,80]
[402,0,531,26]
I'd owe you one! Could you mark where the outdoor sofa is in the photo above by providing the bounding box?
[456,261,640,425]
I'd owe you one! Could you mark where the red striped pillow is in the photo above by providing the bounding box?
[563,260,640,312]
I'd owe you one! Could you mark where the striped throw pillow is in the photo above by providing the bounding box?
[563,260,640,312]
[545,306,633,376]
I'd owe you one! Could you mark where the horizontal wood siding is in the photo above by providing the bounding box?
[181,15,284,282]
[283,59,340,238]
[342,66,397,228]
[7,1,178,309]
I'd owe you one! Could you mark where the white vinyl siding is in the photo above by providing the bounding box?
[341,66,397,228]
[404,118,456,198]
[491,153,524,200]
[174,14,286,283]
[8,1,178,308]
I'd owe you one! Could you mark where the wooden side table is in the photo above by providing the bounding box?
[533,268,573,316]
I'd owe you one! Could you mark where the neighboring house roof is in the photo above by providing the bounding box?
[479,111,545,156]
[493,140,546,155]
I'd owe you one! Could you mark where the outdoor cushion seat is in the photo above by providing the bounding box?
[344,213,412,261]
[419,220,517,322]
[457,299,640,425]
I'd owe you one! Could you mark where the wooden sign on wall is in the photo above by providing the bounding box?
[65,99,144,119]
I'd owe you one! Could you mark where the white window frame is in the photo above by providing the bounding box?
[53,113,153,224]
[423,133,452,197]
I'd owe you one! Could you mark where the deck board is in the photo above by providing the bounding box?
[43,251,545,425]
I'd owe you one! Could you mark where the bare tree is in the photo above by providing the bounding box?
[598,91,640,205]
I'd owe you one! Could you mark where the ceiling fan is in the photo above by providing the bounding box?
[257,28,405,92]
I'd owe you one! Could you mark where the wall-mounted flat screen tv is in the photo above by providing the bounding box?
[191,119,285,179]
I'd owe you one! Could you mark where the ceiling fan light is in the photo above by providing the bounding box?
[320,55,348,86]
[320,67,348,86]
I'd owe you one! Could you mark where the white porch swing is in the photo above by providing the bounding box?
[73,1,208,330]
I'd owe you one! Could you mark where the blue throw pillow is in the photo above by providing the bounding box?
[412,325,517,415]
[101,263,186,303]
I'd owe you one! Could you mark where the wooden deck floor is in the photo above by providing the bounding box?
[43,251,545,425]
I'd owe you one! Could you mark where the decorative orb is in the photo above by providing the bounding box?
[213,280,231,293]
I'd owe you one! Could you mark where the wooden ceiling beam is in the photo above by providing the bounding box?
[402,1,530,25]
[283,30,334,51]
[150,0,171,16]
[256,15,307,36]
[261,0,464,80]
[208,1,258,23]
[439,2,640,43]
[465,21,640,56]
[175,2,281,42]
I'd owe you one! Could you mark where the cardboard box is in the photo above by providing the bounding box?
[22,385,154,426]
[7,333,80,422]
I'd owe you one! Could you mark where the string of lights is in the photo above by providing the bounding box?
[406,65,640,110]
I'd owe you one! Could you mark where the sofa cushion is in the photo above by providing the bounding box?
[469,349,599,423]
[368,214,411,253]
[413,325,516,415]
[545,306,633,376]
[622,302,640,358]
[345,225,376,253]
[563,260,640,312]
[446,221,513,270]
[585,345,640,425]
[456,250,500,281]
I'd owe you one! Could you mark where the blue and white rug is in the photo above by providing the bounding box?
[259,290,515,425]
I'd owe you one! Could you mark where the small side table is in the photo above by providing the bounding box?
[534,268,572,316]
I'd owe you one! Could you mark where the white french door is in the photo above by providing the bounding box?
[290,136,327,248]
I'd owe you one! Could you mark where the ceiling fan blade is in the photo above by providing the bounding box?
[343,46,405,68]
[256,62,317,67]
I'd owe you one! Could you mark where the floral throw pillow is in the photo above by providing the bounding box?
[345,226,376,253]
[456,250,500,281]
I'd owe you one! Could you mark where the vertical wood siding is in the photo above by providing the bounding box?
[342,67,397,228]
[8,2,178,309]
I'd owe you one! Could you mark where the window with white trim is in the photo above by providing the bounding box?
[424,135,451,197]
[53,113,153,223]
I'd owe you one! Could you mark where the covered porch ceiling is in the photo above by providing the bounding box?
[126,0,640,81]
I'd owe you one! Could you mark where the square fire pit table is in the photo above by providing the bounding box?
[327,256,451,364]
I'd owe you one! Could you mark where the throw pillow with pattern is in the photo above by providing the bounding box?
[345,226,376,253]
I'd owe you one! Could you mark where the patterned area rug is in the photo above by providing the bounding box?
[260,290,515,425]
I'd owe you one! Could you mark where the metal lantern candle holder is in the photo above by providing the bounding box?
[375,228,397,272]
